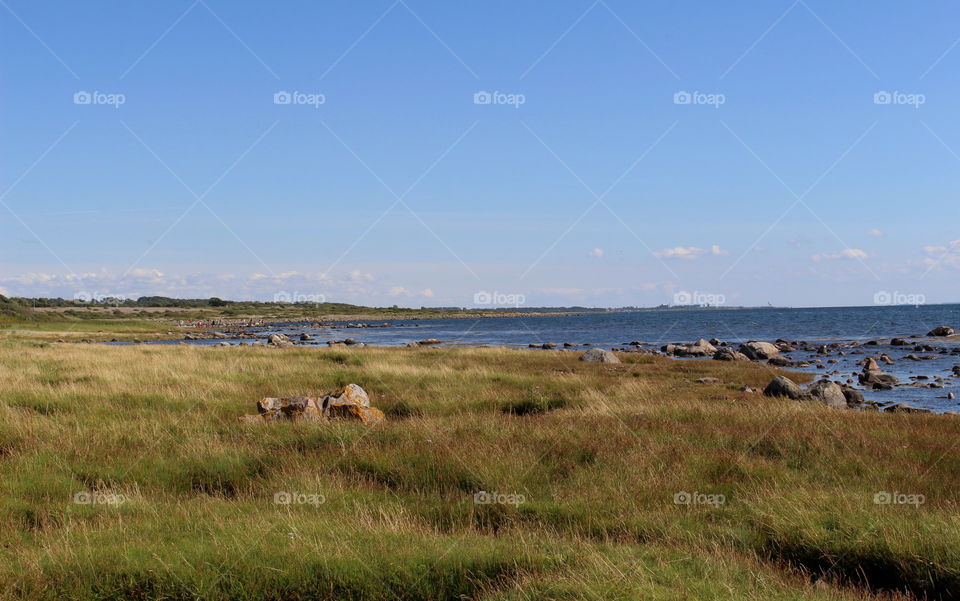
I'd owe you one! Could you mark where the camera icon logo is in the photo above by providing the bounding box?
[473,91,492,105]
[673,491,692,505]
[873,91,892,105]
[873,291,891,305]
[74,91,92,105]
[473,291,492,305]
[274,491,292,504]
[673,291,692,305]
[273,291,292,303]
[673,91,692,105]
[274,91,292,105]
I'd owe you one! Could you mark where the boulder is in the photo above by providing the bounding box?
[241,384,382,425]
[841,385,864,407]
[267,334,293,347]
[713,348,750,362]
[541,342,558,349]
[419,338,441,345]
[579,349,620,363]
[807,380,847,409]
[767,356,791,367]
[928,326,955,337]
[763,376,804,400]
[739,341,781,361]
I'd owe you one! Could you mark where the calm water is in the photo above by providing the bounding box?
[151,305,960,412]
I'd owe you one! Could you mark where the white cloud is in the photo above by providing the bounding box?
[420,288,435,297]
[587,248,605,258]
[919,240,960,270]
[653,245,728,260]
[811,248,869,261]
[388,286,407,296]
[867,229,885,238]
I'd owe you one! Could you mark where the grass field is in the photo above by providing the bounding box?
[1,341,958,600]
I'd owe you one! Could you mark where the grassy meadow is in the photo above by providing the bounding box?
[0,340,958,600]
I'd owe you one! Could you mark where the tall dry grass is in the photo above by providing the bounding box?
[0,341,957,600]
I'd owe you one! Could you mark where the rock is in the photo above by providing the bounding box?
[891,338,909,346]
[214,342,231,347]
[807,380,848,409]
[840,386,864,407]
[927,326,955,337]
[300,333,314,341]
[713,348,750,362]
[563,342,576,347]
[344,338,357,345]
[241,384,382,425]
[418,339,441,345]
[541,342,558,349]
[579,349,620,363]
[739,341,781,361]
[405,341,421,348]
[267,334,293,347]
[880,354,894,365]
[763,376,804,400]
[884,403,932,414]
[767,356,791,367]
[695,377,720,384]
[324,383,370,408]
[739,385,756,393]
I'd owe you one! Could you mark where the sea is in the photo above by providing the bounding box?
[148,304,960,412]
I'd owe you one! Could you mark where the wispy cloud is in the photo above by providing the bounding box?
[653,245,728,260]
[811,248,869,261]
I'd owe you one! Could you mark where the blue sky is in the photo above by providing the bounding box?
[1,0,958,308]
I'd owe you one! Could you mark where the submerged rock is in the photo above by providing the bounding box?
[928,326,955,337]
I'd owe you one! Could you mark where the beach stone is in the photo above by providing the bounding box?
[541,342,558,349]
[891,338,909,346]
[767,356,791,367]
[928,326,955,337]
[763,376,804,400]
[739,341,781,361]
[579,349,620,363]
[695,377,721,384]
[713,348,750,362]
[419,338,441,345]
[267,334,293,347]
[807,380,848,409]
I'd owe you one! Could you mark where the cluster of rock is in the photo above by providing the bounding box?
[239,384,384,425]
[763,376,862,409]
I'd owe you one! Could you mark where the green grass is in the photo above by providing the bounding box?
[0,341,957,600]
